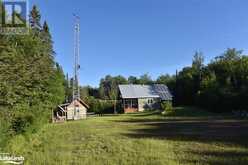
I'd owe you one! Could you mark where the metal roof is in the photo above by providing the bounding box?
[119,84,173,100]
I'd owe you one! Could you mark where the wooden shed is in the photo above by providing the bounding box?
[54,98,89,122]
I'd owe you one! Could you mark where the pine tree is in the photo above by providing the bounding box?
[29,5,41,30]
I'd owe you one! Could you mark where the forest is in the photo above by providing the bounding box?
[1,4,248,150]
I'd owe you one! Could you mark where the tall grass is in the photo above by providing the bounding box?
[0,105,52,152]
[0,109,11,150]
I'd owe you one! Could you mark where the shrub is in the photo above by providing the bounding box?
[85,97,122,114]
[161,101,173,115]
[10,112,34,135]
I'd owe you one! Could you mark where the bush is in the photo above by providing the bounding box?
[161,101,173,115]
[10,112,34,135]
[85,97,122,114]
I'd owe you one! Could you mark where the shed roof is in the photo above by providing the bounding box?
[57,98,89,112]
[74,98,90,109]
[119,84,172,100]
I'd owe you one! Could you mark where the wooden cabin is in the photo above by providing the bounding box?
[54,98,89,122]
[119,84,173,113]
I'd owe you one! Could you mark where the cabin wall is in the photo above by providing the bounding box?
[67,108,74,120]
[66,100,87,120]
[78,106,87,119]
[122,98,161,113]
[138,98,160,112]
[67,106,87,120]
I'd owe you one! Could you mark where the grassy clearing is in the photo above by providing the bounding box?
[3,107,248,165]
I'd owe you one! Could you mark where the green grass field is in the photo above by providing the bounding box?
[4,107,248,165]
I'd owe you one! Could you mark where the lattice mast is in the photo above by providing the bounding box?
[72,14,80,102]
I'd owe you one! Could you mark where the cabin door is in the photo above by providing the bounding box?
[74,106,80,120]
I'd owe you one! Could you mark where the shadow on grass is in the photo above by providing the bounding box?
[119,118,248,165]
[113,107,248,164]
[113,116,232,124]
[113,107,248,147]
[184,150,248,165]
[114,107,248,147]
[121,119,248,145]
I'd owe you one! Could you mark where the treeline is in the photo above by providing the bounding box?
[0,6,66,147]
[80,49,248,113]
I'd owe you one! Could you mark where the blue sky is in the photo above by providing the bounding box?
[30,0,248,87]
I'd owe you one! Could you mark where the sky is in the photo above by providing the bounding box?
[29,0,248,87]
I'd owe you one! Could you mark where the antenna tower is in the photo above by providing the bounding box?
[72,14,80,101]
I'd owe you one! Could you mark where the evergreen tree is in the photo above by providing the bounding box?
[128,76,139,84]
[29,5,41,30]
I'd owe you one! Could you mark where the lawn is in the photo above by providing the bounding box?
[4,107,248,165]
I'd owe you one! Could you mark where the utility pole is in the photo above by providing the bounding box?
[72,14,80,119]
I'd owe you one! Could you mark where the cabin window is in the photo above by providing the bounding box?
[148,99,153,104]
